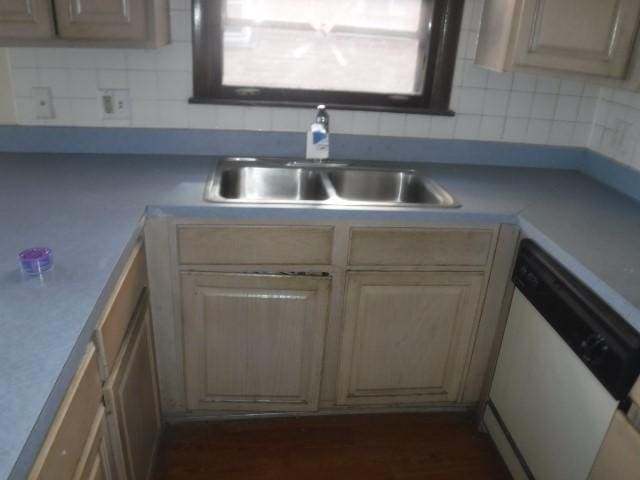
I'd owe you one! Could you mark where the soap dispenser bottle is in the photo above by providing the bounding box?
[306,105,330,160]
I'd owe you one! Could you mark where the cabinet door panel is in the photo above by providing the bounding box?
[28,344,103,480]
[182,273,330,411]
[72,405,117,480]
[0,0,54,38]
[53,0,146,40]
[515,0,640,76]
[105,295,161,480]
[337,271,484,406]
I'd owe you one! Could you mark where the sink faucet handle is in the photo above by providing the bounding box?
[315,105,329,133]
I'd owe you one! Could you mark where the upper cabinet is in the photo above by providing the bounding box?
[0,0,54,38]
[0,0,168,47]
[476,0,640,78]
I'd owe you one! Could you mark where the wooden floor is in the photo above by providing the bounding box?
[153,412,511,480]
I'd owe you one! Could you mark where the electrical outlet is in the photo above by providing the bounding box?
[99,89,131,120]
[32,87,54,119]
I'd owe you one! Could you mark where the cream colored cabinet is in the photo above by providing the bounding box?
[0,0,54,39]
[29,241,162,479]
[181,272,330,412]
[0,0,168,46]
[73,405,118,480]
[336,271,485,406]
[104,294,162,480]
[28,344,111,480]
[476,0,640,78]
[589,410,640,479]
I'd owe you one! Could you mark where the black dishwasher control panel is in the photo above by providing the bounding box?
[513,240,640,400]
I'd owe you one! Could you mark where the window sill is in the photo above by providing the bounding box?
[188,97,455,116]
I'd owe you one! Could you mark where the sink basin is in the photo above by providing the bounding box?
[216,165,329,202]
[205,158,460,208]
[327,169,456,206]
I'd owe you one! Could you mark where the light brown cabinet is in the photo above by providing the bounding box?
[29,240,162,480]
[28,344,109,480]
[104,294,162,480]
[476,0,640,78]
[146,221,517,417]
[181,272,330,412]
[0,0,168,47]
[73,405,118,480]
[589,410,640,480]
[0,0,54,39]
[336,271,485,406]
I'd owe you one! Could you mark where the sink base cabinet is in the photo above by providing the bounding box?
[181,273,330,412]
[336,272,485,406]
[145,221,517,418]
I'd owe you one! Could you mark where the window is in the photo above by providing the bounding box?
[192,0,463,114]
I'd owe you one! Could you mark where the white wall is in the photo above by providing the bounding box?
[0,49,16,124]
[5,0,600,148]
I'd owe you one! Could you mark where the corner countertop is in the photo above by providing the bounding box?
[1,153,640,480]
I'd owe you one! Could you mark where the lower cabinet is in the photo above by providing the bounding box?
[336,271,485,405]
[181,272,330,412]
[28,343,105,480]
[74,405,118,480]
[104,294,162,480]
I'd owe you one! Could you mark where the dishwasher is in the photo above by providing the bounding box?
[484,239,640,480]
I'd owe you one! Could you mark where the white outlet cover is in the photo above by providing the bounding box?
[32,87,54,119]
[99,89,131,120]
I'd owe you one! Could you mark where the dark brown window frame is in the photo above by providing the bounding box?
[190,0,463,115]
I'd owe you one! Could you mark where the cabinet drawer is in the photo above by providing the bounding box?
[177,225,333,265]
[348,227,495,267]
[29,343,103,480]
[95,241,147,377]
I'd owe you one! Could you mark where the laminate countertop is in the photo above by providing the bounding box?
[1,153,639,479]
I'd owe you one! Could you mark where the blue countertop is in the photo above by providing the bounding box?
[1,152,640,479]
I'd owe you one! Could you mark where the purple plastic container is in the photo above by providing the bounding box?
[19,247,53,275]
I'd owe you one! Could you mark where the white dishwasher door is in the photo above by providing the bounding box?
[490,289,618,480]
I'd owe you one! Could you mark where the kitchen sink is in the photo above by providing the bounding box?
[205,158,460,208]
[327,169,455,206]
[217,166,329,202]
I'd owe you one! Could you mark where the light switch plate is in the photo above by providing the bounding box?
[32,87,54,119]
[99,89,131,120]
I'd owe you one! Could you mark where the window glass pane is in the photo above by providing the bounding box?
[222,0,431,95]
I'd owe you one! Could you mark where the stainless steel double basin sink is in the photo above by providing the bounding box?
[205,158,460,208]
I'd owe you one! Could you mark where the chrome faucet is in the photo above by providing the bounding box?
[305,105,330,161]
[315,105,330,132]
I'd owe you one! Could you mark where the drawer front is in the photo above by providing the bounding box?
[177,225,334,265]
[96,242,147,376]
[348,227,495,266]
[29,343,103,480]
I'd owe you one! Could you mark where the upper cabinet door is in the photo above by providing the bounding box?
[514,0,640,77]
[476,0,640,78]
[52,0,147,41]
[0,0,55,38]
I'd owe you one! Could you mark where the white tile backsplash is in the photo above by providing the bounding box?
[7,0,638,164]
[530,93,557,120]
